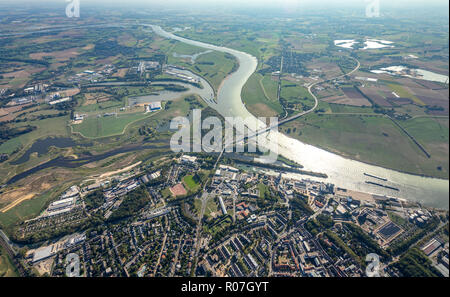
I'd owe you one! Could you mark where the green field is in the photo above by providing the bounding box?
[328,103,374,114]
[402,117,449,144]
[193,51,236,91]
[283,114,449,178]
[242,73,283,117]
[183,175,200,191]
[387,83,425,106]
[76,100,123,113]
[243,75,319,118]
[71,112,155,138]
[261,75,278,100]
[169,50,237,92]
[192,199,202,216]
[168,41,206,56]
[257,183,269,199]
[280,80,316,115]
[0,245,19,277]
[204,198,218,219]
[0,186,63,231]
[163,38,238,92]
[402,116,449,176]
[0,116,70,154]
[281,81,313,101]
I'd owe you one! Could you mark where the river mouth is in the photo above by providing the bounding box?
[148,24,449,209]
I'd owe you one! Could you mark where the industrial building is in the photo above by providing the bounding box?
[146,101,162,112]
[218,196,227,215]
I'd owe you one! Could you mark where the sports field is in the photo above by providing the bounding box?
[183,175,200,191]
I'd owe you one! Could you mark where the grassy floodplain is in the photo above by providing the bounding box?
[71,110,155,138]
[282,114,449,178]
[164,41,238,92]
[0,116,70,155]
[242,73,283,117]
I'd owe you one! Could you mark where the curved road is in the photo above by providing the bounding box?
[229,56,361,142]
[278,56,360,127]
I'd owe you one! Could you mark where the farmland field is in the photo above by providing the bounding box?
[402,117,449,175]
[328,103,374,114]
[387,83,425,106]
[193,51,237,91]
[340,87,372,107]
[283,114,449,178]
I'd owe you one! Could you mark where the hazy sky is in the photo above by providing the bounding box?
[0,0,448,16]
[1,0,448,6]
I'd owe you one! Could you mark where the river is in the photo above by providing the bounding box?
[128,69,215,106]
[10,137,89,165]
[6,142,170,185]
[147,24,449,209]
